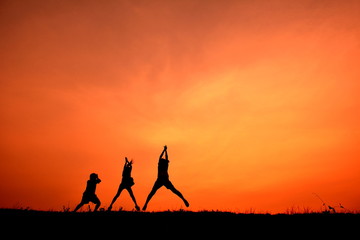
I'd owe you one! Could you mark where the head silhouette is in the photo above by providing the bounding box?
[90,173,98,180]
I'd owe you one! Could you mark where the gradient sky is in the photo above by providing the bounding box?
[1,0,359,213]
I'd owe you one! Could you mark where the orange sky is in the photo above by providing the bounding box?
[1,0,359,213]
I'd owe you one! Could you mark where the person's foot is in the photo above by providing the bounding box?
[142,205,147,211]
[135,205,140,211]
[107,206,112,211]
[184,199,189,207]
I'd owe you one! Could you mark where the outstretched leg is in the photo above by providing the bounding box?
[171,187,189,207]
[167,182,189,207]
[142,183,162,211]
[126,187,140,211]
[93,197,101,212]
[108,187,124,211]
[73,202,84,212]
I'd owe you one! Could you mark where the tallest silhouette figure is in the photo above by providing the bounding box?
[142,145,189,211]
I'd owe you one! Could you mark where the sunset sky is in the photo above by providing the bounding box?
[1,0,359,213]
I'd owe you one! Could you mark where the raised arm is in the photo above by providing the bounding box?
[124,157,130,169]
[124,157,133,167]
[159,145,167,160]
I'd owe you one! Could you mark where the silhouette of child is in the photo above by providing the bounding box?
[142,145,189,211]
[73,173,101,212]
[108,157,140,211]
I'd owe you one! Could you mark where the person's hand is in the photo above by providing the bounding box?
[164,145,167,150]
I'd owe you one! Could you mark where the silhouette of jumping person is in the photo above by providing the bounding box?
[142,145,189,211]
[108,157,140,211]
[73,173,101,212]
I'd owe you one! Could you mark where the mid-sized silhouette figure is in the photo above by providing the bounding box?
[73,173,102,212]
[142,145,189,211]
[108,157,140,211]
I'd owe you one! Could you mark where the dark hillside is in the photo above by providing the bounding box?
[1,208,358,238]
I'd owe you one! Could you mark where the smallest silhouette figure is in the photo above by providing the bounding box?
[73,173,101,212]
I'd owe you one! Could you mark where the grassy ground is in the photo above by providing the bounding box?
[1,208,358,237]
